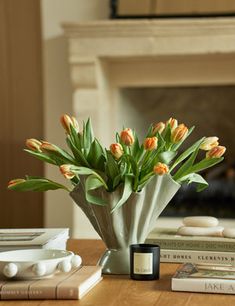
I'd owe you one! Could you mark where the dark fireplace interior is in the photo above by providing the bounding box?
[119,85,235,218]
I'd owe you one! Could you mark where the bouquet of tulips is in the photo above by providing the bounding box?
[8,115,226,212]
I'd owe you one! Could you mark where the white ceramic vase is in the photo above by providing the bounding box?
[70,174,180,274]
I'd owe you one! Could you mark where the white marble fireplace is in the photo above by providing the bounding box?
[63,18,235,238]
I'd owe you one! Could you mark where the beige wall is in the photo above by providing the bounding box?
[41,0,109,237]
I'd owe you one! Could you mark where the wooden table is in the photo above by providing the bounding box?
[2,240,235,305]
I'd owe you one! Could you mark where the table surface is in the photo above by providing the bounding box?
[1,239,235,305]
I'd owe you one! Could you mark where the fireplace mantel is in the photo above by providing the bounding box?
[63,17,235,145]
[63,18,235,238]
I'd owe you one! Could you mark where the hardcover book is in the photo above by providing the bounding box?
[146,227,235,252]
[0,266,102,300]
[160,249,235,265]
[172,263,235,294]
[0,228,69,251]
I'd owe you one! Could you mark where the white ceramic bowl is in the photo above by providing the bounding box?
[0,249,82,279]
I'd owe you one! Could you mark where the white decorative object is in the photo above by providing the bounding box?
[223,228,235,238]
[58,260,72,273]
[32,262,46,277]
[177,226,224,237]
[3,263,18,278]
[71,254,82,268]
[0,249,82,279]
[183,216,219,227]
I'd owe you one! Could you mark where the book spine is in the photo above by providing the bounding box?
[172,278,235,294]
[160,249,235,265]
[146,238,235,252]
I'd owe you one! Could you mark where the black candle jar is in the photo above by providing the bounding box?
[130,244,160,280]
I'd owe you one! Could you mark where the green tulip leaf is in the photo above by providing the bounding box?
[85,175,107,206]
[179,173,209,192]
[8,177,68,192]
[111,175,133,213]
[24,149,57,165]
[170,137,205,172]
[190,157,224,174]
[87,138,106,171]
[158,151,177,165]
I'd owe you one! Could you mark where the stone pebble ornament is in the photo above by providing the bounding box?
[178,216,235,238]
[177,226,224,237]
[223,228,235,238]
[183,216,219,227]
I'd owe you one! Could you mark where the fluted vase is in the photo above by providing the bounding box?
[70,174,180,274]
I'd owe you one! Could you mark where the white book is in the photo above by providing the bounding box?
[172,263,235,294]
[161,249,235,265]
[0,228,69,251]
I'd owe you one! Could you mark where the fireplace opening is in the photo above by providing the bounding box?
[117,85,235,218]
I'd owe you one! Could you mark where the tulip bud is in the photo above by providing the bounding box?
[120,128,134,146]
[166,117,178,130]
[206,146,226,159]
[110,143,124,159]
[153,162,169,175]
[8,179,26,188]
[26,138,42,152]
[60,164,76,179]
[171,124,188,143]
[200,137,219,151]
[60,114,79,133]
[152,122,165,135]
[144,137,158,151]
[40,141,58,153]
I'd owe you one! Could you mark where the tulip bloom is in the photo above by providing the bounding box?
[60,164,76,179]
[153,162,169,175]
[166,117,178,130]
[26,138,42,152]
[60,114,79,133]
[171,124,188,143]
[144,137,158,151]
[40,141,58,153]
[206,146,226,159]
[110,143,124,159]
[152,122,165,135]
[200,137,219,151]
[120,128,134,146]
[8,179,26,188]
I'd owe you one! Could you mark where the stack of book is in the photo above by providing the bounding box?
[146,228,235,265]
[0,228,102,300]
[0,266,102,300]
[172,263,235,294]
[0,228,69,251]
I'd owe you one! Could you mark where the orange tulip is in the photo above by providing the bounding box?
[171,124,188,143]
[8,179,26,188]
[40,141,58,153]
[153,162,169,175]
[200,137,219,151]
[120,128,134,146]
[110,143,124,159]
[152,122,165,135]
[60,164,76,179]
[60,114,79,133]
[166,117,178,130]
[25,138,42,152]
[144,137,158,151]
[206,146,226,159]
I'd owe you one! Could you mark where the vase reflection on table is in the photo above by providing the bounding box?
[8,115,226,275]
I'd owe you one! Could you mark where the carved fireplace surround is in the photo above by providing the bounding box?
[63,18,235,237]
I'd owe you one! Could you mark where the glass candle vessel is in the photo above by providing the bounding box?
[130,244,160,280]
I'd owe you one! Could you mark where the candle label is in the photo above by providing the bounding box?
[133,252,153,274]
